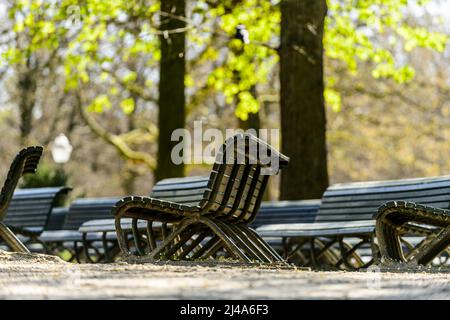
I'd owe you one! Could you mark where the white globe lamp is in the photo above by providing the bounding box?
[51,134,73,164]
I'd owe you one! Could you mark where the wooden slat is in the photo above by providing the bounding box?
[323,188,450,203]
[325,180,450,196]
[316,176,450,223]
[327,175,450,190]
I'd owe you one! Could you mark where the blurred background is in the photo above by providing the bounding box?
[0,0,448,200]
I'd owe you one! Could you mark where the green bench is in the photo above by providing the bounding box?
[257,175,450,269]
[0,146,43,252]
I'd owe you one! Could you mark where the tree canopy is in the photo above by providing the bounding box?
[0,0,448,198]
[3,0,447,117]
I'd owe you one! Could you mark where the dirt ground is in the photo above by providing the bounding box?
[0,251,449,299]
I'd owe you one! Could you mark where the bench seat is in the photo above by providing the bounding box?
[38,230,111,242]
[257,220,376,237]
[78,200,320,234]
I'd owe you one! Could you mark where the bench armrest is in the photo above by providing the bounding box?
[0,146,43,220]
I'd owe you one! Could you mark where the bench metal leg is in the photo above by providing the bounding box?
[0,222,29,253]
[147,221,192,259]
[125,217,260,263]
[165,227,201,258]
[285,236,371,270]
[337,237,372,270]
[285,238,308,262]
[191,235,224,260]
[116,211,284,264]
[24,236,51,254]
[214,221,264,262]
[81,233,103,263]
[411,226,450,265]
[201,238,225,259]
[73,241,82,263]
[101,232,112,262]
[132,218,146,256]
[177,231,210,259]
[146,221,157,250]
[239,226,284,262]
[195,217,252,262]
[311,238,339,268]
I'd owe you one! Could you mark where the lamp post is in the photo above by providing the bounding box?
[51,133,73,164]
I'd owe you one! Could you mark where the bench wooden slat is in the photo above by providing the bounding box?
[3,187,71,234]
[316,176,450,223]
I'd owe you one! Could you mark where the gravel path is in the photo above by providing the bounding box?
[0,251,449,299]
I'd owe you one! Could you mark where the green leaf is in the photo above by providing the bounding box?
[324,88,342,113]
[87,94,111,113]
[120,98,135,114]
[122,71,137,83]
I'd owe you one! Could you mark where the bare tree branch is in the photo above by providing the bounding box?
[75,90,157,170]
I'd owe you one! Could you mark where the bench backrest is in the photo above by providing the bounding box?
[199,134,289,224]
[0,146,43,221]
[62,177,205,231]
[62,197,120,230]
[251,200,320,228]
[151,134,289,225]
[70,134,288,231]
[150,176,210,206]
[62,177,208,231]
[316,175,450,223]
[4,187,71,233]
[46,207,69,231]
[152,182,319,228]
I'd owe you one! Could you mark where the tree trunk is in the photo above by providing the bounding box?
[238,112,260,132]
[121,96,139,194]
[238,87,260,132]
[279,0,329,200]
[156,0,186,182]
[17,62,37,146]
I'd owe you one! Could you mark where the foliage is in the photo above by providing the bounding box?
[203,0,279,119]
[2,0,160,114]
[205,0,448,117]
[20,163,69,188]
[324,0,447,111]
[0,0,448,197]
[2,0,447,120]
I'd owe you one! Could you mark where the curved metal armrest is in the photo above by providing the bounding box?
[375,201,450,228]
[0,146,43,221]
[375,201,450,265]
[113,195,200,221]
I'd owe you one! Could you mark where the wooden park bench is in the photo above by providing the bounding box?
[256,175,450,269]
[37,198,117,262]
[113,133,289,263]
[76,199,320,262]
[0,146,43,252]
[2,187,72,249]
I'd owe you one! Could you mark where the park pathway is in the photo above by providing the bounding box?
[0,251,448,299]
